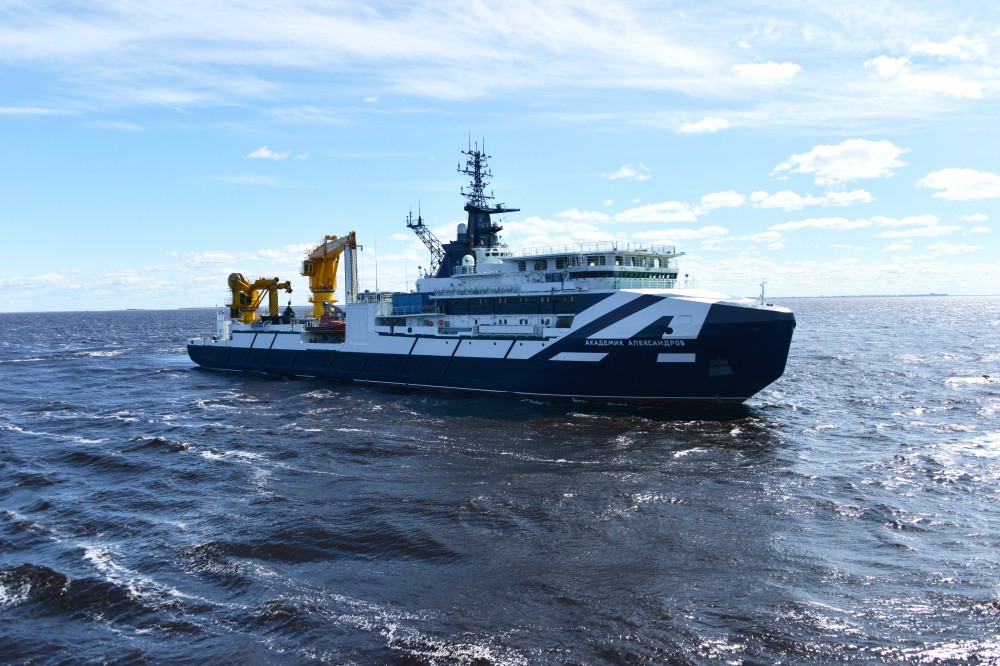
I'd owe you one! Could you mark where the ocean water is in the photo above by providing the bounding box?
[1,296,998,665]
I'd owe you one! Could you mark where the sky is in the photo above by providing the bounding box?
[1,0,999,312]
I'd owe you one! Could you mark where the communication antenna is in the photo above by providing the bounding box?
[759,280,767,306]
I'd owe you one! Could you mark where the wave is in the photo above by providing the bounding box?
[125,435,192,454]
[184,521,465,567]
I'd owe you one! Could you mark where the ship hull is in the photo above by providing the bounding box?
[187,302,795,405]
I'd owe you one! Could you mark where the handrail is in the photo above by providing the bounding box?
[517,241,679,257]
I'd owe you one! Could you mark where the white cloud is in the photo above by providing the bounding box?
[747,231,783,244]
[246,146,290,160]
[769,217,870,232]
[555,208,613,224]
[966,226,990,234]
[700,191,745,210]
[905,72,982,100]
[911,36,989,61]
[604,164,651,181]
[765,214,953,239]
[868,55,910,79]
[264,106,350,124]
[0,106,73,116]
[768,214,949,235]
[0,272,80,289]
[733,61,801,86]
[677,117,730,134]
[615,201,697,223]
[960,213,988,223]
[750,189,873,211]
[821,190,875,207]
[828,243,872,252]
[254,244,314,262]
[631,226,729,243]
[0,3,728,106]
[869,214,939,228]
[919,168,1000,201]
[926,242,983,254]
[502,215,612,249]
[602,199,614,207]
[774,139,908,186]
[0,241,342,311]
[883,242,912,252]
[876,225,961,238]
[183,251,238,266]
[865,55,983,99]
[85,120,144,131]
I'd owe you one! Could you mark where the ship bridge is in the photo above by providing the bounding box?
[501,241,685,289]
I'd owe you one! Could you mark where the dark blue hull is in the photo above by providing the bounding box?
[188,307,795,405]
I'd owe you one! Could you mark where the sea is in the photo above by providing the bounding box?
[1,296,998,665]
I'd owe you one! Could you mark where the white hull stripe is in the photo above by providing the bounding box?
[657,353,696,363]
[550,352,608,362]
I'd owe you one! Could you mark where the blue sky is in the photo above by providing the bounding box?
[2,0,998,312]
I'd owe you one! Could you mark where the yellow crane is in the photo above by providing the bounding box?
[301,231,361,319]
[227,274,293,324]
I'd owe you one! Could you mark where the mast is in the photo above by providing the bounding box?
[407,142,521,279]
[458,142,518,249]
[459,143,493,208]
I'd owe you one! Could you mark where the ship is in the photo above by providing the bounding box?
[187,145,795,405]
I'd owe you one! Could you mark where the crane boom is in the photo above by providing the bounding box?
[227,274,292,324]
[406,211,444,277]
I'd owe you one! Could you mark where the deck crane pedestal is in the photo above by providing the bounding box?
[301,231,362,319]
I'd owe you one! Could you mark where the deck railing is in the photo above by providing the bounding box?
[518,241,679,257]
